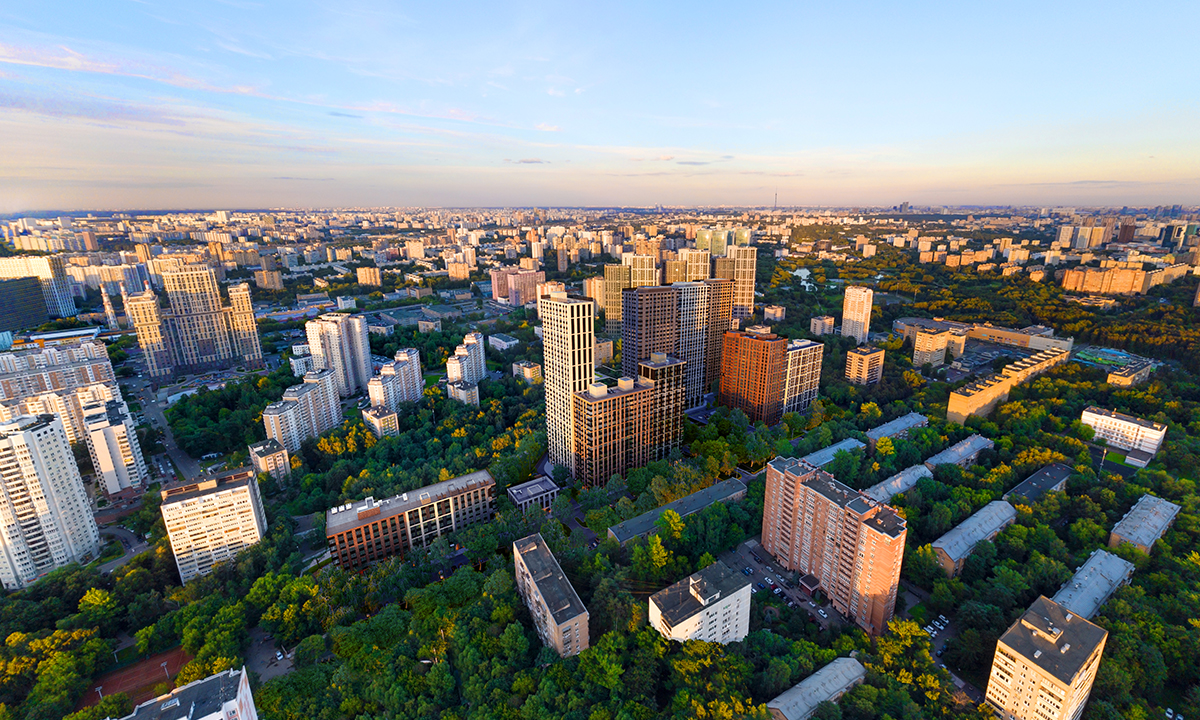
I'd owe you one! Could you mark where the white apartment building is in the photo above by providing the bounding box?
[810,315,835,337]
[649,560,751,644]
[448,381,480,406]
[913,329,950,367]
[674,281,711,409]
[368,348,423,410]
[262,369,342,452]
[83,399,148,495]
[783,338,823,414]
[541,292,595,471]
[1080,407,1167,459]
[728,246,757,320]
[0,415,100,590]
[160,469,267,584]
[248,438,290,481]
[118,666,258,720]
[0,340,115,403]
[841,286,873,345]
[446,332,486,385]
[0,255,76,317]
[305,313,372,397]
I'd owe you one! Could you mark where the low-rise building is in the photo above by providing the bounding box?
[1003,463,1072,506]
[325,470,495,570]
[764,305,786,322]
[513,533,589,657]
[160,469,267,584]
[490,333,520,351]
[801,438,866,469]
[649,560,751,644]
[931,500,1016,577]
[508,475,560,513]
[845,346,884,385]
[594,339,614,367]
[1080,407,1167,466]
[608,478,747,545]
[984,596,1107,720]
[865,412,927,450]
[118,666,258,720]
[864,465,932,504]
[362,406,400,438]
[448,381,480,406]
[924,434,993,470]
[1108,494,1181,554]
[1051,549,1135,619]
[946,348,1070,424]
[766,657,867,720]
[248,439,290,481]
[512,360,543,384]
[1106,359,1154,387]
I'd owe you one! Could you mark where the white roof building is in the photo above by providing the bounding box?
[864,465,932,504]
[1109,494,1182,554]
[767,657,867,720]
[931,501,1016,577]
[1051,549,1135,619]
[924,434,994,469]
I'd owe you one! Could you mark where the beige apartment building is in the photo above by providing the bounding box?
[763,457,907,636]
[262,369,342,452]
[810,315,835,337]
[362,406,400,438]
[513,533,589,657]
[913,329,950,367]
[248,438,290,481]
[841,286,873,345]
[541,292,595,471]
[845,346,884,385]
[946,348,1069,424]
[161,469,268,584]
[984,596,1107,720]
[356,266,383,286]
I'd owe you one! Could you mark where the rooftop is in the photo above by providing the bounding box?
[248,438,286,456]
[846,346,883,358]
[608,478,746,545]
[931,501,1016,562]
[1082,406,1167,432]
[122,667,244,720]
[160,468,255,506]
[1110,494,1182,549]
[766,657,867,720]
[864,465,932,503]
[513,533,587,625]
[924,434,994,468]
[801,438,866,469]
[649,560,750,628]
[998,596,1108,686]
[1108,359,1154,378]
[865,412,928,441]
[326,469,494,534]
[508,475,559,504]
[1051,549,1135,619]
[1003,463,1072,505]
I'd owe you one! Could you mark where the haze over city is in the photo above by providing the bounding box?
[3,0,1199,211]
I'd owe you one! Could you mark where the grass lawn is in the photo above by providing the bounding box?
[423,372,442,388]
[1104,451,1136,468]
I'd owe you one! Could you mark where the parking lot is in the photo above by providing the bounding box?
[718,538,836,631]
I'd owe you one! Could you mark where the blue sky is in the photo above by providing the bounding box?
[1,0,1197,211]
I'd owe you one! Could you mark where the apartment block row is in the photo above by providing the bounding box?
[946,348,1070,424]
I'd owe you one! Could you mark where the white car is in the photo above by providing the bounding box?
[817,609,828,619]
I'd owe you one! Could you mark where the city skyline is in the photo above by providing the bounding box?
[3,1,1199,211]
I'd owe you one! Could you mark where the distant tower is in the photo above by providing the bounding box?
[841,286,873,345]
[101,291,119,330]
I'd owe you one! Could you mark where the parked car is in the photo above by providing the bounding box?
[751,587,758,594]
[817,609,828,619]
[938,614,948,623]
[275,651,284,661]
[773,587,782,595]
[755,583,765,590]
[936,647,944,657]
[808,601,816,608]
[786,601,795,608]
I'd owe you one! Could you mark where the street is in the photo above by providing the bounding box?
[246,628,295,682]
[718,538,836,631]
[119,376,201,481]
[98,526,151,574]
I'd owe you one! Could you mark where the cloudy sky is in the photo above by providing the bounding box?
[1,0,1197,211]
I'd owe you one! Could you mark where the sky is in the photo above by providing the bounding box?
[1,1,1198,212]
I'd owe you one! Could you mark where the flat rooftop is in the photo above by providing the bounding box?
[931,501,1016,562]
[124,667,243,720]
[766,657,867,720]
[1082,406,1167,432]
[924,434,994,468]
[508,475,559,504]
[608,477,746,545]
[865,412,928,441]
[326,469,494,534]
[865,465,932,503]
[1110,494,1182,549]
[160,468,255,506]
[513,533,587,625]
[1003,463,1072,505]
[650,560,749,628]
[802,438,866,469]
[998,596,1108,686]
[1051,549,1135,619]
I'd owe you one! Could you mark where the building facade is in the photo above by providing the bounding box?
[810,315,835,337]
[913,329,950,367]
[719,328,787,426]
[83,399,149,495]
[513,533,590,657]
[248,438,290,481]
[649,560,751,644]
[947,349,1070,424]
[0,278,49,333]
[1080,407,1167,458]
[306,313,372,397]
[262,369,342,452]
[0,255,76,317]
[368,348,423,410]
[845,346,884,385]
[160,469,268,584]
[841,286,873,345]
[0,415,100,590]
[325,470,495,570]
[541,292,595,471]
[602,264,631,334]
[727,246,757,320]
[762,457,907,636]
[783,338,823,415]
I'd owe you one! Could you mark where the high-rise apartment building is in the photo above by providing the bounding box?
[663,260,686,284]
[719,328,787,426]
[649,560,751,644]
[763,457,907,635]
[541,292,595,471]
[126,266,262,380]
[262,369,342,452]
[913,329,950,367]
[841,286,874,345]
[602,264,631,334]
[810,315,836,337]
[678,248,712,281]
[703,278,734,390]
[248,438,290,481]
[326,470,495,570]
[0,278,49,333]
[356,266,383,286]
[513,533,590,658]
[0,255,76,317]
[0,382,118,445]
[446,333,486,385]
[368,348,423,410]
[846,346,885,385]
[571,354,684,487]
[674,281,714,408]
[620,286,679,380]
[727,246,757,320]
[783,339,823,414]
[160,468,268,584]
[306,313,372,397]
[623,253,659,288]
[0,415,100,590]
[984,596,1107,720]
[83,399,149,495]
[0,340,114,403]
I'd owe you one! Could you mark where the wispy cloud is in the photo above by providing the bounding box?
[329,111,363,119]
[535,123,560,132]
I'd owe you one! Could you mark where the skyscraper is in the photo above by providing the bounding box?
[719,328,787,426]
[783,338,824,414]
[841,286,873,345]
[160,468,267,584]
[306,313,372,397]
[0,415,100,590]
[262,369,343,452]
[728,246,757,320]
[621,286,679,380]
[703,278,734,391]
[623,253,659,288]
[126,266,262,380]
[83,399,149,495]
[368,349,423,410]
[678,249,712,281]
[763,457,906,636]
[846,346,884,385]
[541,292,595,470]
[0,255,76,318]
[603,264,631,335]
[446,332,486,385]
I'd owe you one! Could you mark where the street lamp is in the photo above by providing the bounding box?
[96,686,103,700]
[161,661,170,681]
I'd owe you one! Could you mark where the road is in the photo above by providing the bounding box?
[119,376,200,481]
[897,580,985,704]
[246,628,295,682]
[718,538,836,631]
[98,526,151,574]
